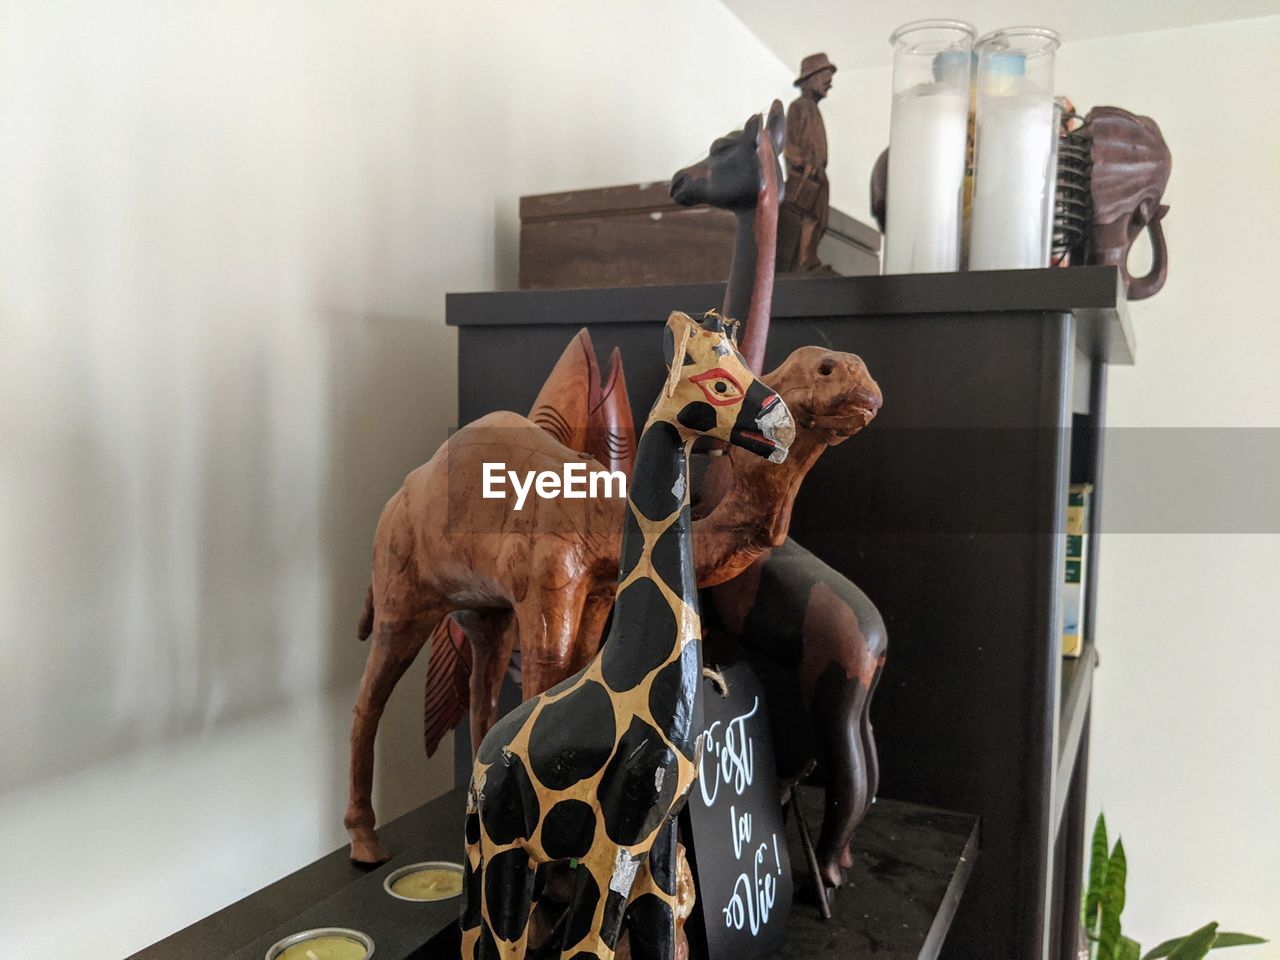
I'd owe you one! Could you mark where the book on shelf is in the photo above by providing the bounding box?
[1063,483,1093,658]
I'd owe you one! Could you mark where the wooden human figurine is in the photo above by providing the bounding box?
[459,310,795,960]
[777,53,837,273]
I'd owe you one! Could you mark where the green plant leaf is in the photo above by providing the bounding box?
[1097,838,1127,960]
[1120,935,1142,960]
[1084,813,1110,934]
[1167,923,1219,960]
[1144,937,1183,960]
[1104,838,1127,916]
[1101,909,1123,960]
[1143,929,1268,960]
[1210,934,1268,949]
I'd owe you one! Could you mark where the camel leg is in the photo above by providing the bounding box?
[839,660,885,870]
[345,615,435,863]
[467,608,518,754]
[811,665,870,888]
[521,578,591,701]
[861,660,885,814]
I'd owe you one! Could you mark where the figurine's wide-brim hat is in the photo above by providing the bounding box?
[795,52,837,86]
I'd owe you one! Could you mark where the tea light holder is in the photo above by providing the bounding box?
[383,860,465,903]
[264,927,374,960]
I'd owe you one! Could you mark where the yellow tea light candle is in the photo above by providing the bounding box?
[265,928,372,960]
[383,861,465,902]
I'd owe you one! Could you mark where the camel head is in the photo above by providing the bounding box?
[669,101,786,213]
[694,345,882,573]
[764,346,882,452]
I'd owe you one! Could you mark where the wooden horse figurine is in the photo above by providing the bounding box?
[670,100,783,371]
[675,102,892,890]
[705,541,887,889]
[460,310,795,960]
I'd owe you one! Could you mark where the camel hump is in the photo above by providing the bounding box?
[529,328,599,450]
[528,329,636,476]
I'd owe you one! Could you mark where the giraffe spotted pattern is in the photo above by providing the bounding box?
[460,311,794,959]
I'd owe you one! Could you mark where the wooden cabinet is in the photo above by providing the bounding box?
[448,266,1132,960]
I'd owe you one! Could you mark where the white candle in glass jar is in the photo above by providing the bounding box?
[884,85,970,274]
[968,92,1056,270]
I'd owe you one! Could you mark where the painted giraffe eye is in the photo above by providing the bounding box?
[690,367,744,406]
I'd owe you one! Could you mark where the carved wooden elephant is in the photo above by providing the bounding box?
[868,104,1171,300]
[1083,105,1171,300]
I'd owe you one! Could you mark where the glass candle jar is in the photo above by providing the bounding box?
[883,19,976,275]
[968,27,1062,270]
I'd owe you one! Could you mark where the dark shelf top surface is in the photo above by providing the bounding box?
[128,788,467,960]
[131,787,977,960]
[783,791,979,959]
[447,267,1133,365]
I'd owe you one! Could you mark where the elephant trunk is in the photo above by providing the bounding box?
[1126,204,1168,301]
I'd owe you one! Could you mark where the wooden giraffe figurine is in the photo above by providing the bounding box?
[460,310,795,960]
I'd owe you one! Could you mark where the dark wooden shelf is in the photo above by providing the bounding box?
[130,787,975,960]
[782,792,979,960]
[1056,643,1097,833]
[448,267,1126,959]
[448,266,1135,365]
[128,788,467,960]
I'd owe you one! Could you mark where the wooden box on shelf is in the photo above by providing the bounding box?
[518,182,880,290]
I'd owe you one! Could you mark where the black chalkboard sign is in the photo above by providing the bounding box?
[685,661,793,959]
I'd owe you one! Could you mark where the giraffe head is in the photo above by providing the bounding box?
[654,310,795,463]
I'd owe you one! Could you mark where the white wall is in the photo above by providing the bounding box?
[0,4,792,957]
[820,16,1280,954]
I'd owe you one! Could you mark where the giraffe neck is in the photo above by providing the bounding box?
[722,139,779,374]
[600,418,700,717]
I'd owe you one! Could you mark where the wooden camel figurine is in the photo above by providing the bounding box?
[344,334,878,867]
[346,102,787,866]
[418,328,635,761]
[460,310,795,960]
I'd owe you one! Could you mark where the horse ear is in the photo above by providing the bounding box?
[663,311,693,366]
[663,312,694,396]
[766,99,785,155]
[744,112,763,145]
